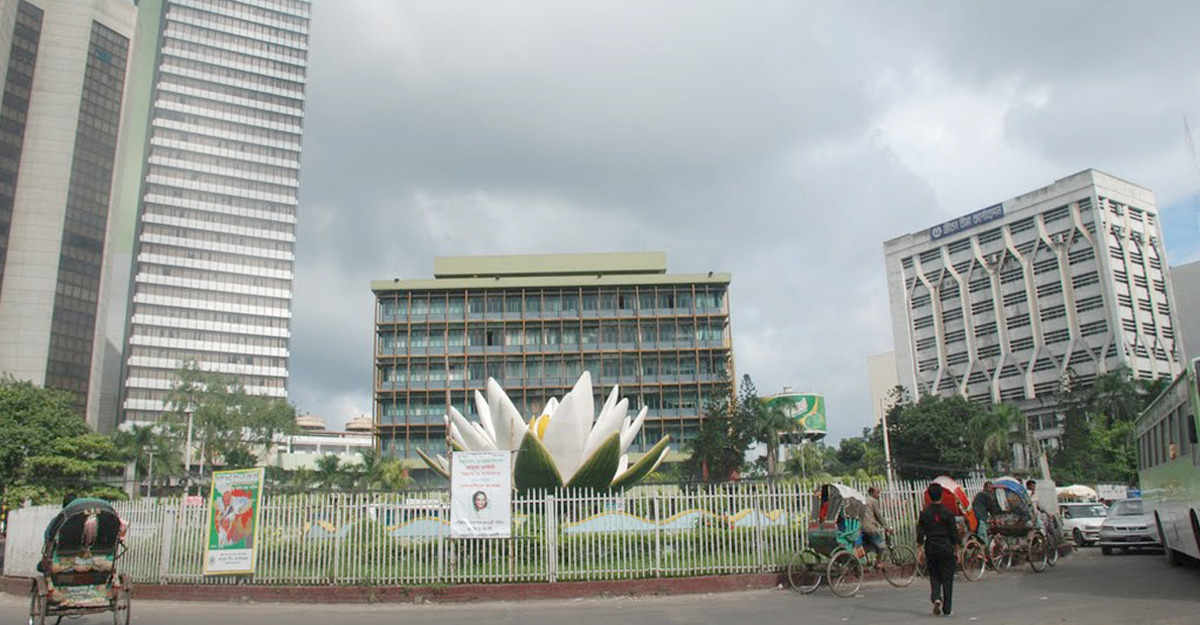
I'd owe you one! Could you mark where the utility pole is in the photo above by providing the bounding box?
[880,398,896,488]
[146,451,157,498]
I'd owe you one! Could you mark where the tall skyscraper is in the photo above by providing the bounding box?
[372,253,735,469]
[883,170,1183,450]
[0,0,136,418]
[102,0,310,428]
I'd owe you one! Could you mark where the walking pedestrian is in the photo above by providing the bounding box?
[918,482,959,617]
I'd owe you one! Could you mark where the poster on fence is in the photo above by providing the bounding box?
[203,467,265,575]
[450,451,511,539]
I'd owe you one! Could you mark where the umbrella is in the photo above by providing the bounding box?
[926,475,970,515]
[827,483,869,519]
[992,476,1028,497]
[1056,484,1097,500]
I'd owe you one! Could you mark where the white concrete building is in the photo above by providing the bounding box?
[1169,260,1200,362]
[264,413,374,471]
[106,0,311,426]
[867,350,899,424]
[883,170,1184,448]
[0,0,135,420]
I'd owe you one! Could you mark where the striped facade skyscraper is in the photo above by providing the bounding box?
[98,0,310,428]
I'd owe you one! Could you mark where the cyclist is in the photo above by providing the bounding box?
[863,486,892,564]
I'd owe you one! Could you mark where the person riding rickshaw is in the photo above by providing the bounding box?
[987,476,1051,572]
[788,483,917,597]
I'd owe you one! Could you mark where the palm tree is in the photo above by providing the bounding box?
[1086,367,1140,424]
[966,403,1024,472]
[113,424,183,496]
[314,453,345,490]
[748,399,799,478]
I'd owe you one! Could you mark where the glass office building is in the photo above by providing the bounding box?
[105,0,310,426]
[0,0,135,420]
[372,252,734,463]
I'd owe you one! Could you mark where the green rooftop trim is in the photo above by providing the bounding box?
[433,252,668,278]
[372,272,731,293]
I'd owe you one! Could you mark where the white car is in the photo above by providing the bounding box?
[1098,498,1160,555]
[1059,502,1107,547]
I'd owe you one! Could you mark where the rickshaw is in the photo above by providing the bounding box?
[787,483,918,597]
[28,498,131,625]
[915,476,987,582]
[986,476,1049,572]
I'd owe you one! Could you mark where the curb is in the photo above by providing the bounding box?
[2,573,790,604]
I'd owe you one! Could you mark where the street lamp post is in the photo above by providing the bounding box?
[146,450,157,498]
[880,399,896,488]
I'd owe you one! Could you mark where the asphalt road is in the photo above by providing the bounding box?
[3,547,1198,625]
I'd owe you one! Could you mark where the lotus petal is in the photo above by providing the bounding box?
[469,420,495,447]
[597,385,619,426]
[448,423,467,451]
[610,435,670,490]
[513,430,564,491]
[474,390,497,444]
[583,397,627,460]
[544,397,559,416]
[486,378,527,450]
[448,405,493,451]
[565,432,621,490]
[619,406,649,453]
[616,453,629,477]
[415,448,449,479]
[540,372,594,482]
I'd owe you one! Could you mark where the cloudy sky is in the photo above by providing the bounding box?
[289,1,1200,442]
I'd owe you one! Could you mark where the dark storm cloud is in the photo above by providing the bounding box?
[290,1,1200,441]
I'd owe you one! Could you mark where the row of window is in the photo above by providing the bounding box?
[378,321,727,352]
[380,351,728,385]
[379,288,728,319]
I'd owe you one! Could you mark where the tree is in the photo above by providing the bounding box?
[886,393,981,480]
[747,398,799,478]
[163,362,297,471]
[1051,367,1171,484]
[315,453,345,490]
[0,377,127,505]
[682,370,752,482]
[113,423,184,495]
[966,403,1023,472]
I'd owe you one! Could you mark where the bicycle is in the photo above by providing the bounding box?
[915,532,987,582]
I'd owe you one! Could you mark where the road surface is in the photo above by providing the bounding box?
[3,547,1197,624]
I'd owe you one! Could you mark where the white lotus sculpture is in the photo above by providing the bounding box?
[416,372,671,491]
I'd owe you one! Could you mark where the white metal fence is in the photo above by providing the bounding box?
[4,478,994,585]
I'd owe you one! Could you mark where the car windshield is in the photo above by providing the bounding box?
[1109,500,1143,516]
[1066,505,1107,518]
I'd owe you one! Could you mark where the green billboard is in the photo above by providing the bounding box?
[763,392,827,439]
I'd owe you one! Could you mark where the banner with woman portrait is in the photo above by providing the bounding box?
[450,451,511,538]
[203,467,265,575]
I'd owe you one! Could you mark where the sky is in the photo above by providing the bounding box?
[288,1,1200,443]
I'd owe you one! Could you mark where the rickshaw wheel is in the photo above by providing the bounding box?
[1029,532,1049,572]
[987,535,1011,571]
[787,548,823,594]
[827,550,863,598]
[112,574,132,625]
[882,544,917,587]
[961,540,986,582]
[28,587,47,625]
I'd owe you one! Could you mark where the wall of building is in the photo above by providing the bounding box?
[1169,260,1200,362]
[867,350,898,423]
[0,0,135,418]
[117,0,311,425]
